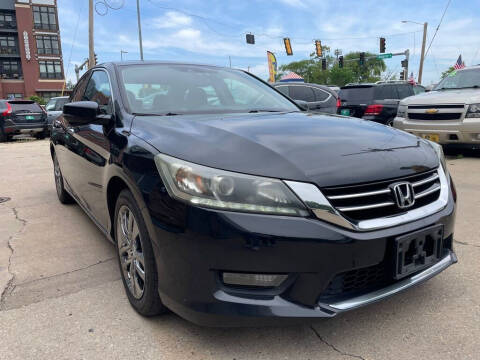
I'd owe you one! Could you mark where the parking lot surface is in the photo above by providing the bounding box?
[0,139,479,360]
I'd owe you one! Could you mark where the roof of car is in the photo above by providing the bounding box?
[105,61,229,69]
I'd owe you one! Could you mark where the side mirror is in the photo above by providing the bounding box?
[294,99,309,111]
[63,101,111,126]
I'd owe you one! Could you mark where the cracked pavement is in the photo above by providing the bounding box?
[0,139,479,360]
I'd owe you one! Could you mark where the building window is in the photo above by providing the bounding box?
[36,35,60,55]
[39,60,62,79]
[38,91,61,100]
[32,6,57,31]
[0,35,18,55]
[7,93,23,99]
[0,60,22,79]
[0,12,16,29]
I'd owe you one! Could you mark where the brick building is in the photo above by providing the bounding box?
[0,0,64,100]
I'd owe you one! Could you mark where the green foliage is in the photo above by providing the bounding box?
[29,95,46,105]
[278,50,386,86]
[441,66,455,79]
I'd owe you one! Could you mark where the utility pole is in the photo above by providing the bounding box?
[418,22,428,84]
[136,0,144,60]
[88,0,94,69]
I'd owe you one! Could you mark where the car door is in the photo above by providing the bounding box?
[54,73,90,197]
[63,69,114,227]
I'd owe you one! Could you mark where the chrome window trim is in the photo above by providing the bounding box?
[284,165,449,232]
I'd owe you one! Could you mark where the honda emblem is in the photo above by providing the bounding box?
[391,182,415,209]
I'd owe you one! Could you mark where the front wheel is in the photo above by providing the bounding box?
[114,189,166,316]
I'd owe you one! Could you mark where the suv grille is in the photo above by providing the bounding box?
[408,113,461,120]
[322,169,441,222]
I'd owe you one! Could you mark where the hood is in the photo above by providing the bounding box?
[402,89,480,105]
[133,112,439,187]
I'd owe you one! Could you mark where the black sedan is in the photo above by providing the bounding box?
[51,62,457,326]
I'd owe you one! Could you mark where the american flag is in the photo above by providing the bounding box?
[454,55,465,70]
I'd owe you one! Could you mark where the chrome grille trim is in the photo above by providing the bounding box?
[284,166,450,232]
[412,173,439,187]
[327,188,390,200]
[415,184,441,199]
[337,201,395,212]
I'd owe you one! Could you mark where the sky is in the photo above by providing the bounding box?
[57,0,480,86]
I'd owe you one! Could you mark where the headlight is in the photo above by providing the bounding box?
[426,140,448,174]
[466,103,480,118]
[154,154,309,216]
[397,104,407,118]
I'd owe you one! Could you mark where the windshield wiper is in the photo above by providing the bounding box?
[248,109,283,113]
[132,112,181,116]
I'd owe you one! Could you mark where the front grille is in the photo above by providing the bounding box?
[322,169,441,222]
[408,104,464,109]
[319,262,389,300]
[408,112,462,121]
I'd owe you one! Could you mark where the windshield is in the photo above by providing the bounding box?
[339,87,374,103]
[119,64,298,115]
[434,69,480,90]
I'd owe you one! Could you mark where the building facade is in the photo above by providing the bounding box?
[0,0,64,100]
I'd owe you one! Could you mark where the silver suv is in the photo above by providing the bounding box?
[394,66,480,148]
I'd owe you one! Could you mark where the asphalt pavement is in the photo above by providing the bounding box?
[0,139,479,360]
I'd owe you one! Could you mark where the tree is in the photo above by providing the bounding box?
[278,50,386,86]
[29,95,46,105]
[441,66,455,79]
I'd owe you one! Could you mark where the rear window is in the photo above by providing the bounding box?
[9,102,42,112]
[397,85,414,98]
[374,85,397,100]
[339,86,374,103]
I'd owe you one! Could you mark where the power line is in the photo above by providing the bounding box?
[424,0,452,58]
[63,0,84,88]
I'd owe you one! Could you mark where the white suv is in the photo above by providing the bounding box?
[394,66,480,148]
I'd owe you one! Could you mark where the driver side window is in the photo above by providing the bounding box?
[83,70,113,114]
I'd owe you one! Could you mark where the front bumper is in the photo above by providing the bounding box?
[394,116,480,147]
[146,186,457,326]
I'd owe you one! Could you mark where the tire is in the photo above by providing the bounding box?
[0,130,5,143]
[53,152,74,204]
[114,189,166,316]
[385,118,394,127]
[35,132,46,140]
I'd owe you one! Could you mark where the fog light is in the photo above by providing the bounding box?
[222,272,288,287]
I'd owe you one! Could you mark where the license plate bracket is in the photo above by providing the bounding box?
[394,225,444,280]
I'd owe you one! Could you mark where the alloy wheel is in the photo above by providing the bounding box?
[117,205,146,299]
[54,156,63,196]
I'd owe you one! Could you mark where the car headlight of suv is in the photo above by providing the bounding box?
[154,154,309,216]
[397,104,407,118]
[466,103,480,118]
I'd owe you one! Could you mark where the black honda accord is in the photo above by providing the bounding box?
[50,61,457,326]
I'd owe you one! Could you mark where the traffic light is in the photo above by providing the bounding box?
[401,59,408,68]
[339,55,344,68]
[400,70,406,80]
[315,40,322,57]
[359,52,365,66]
[246,33,255,44]
[380,37,386,53]
[322,58,327,70]
[94,53,98,65]
[283,38,293,56]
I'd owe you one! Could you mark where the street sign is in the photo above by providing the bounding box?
[377,53,393,59]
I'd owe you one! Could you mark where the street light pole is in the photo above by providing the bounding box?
[418,22,428,84]
[402,20,428,84]
[136,0,144,60]
[88,0,95,68]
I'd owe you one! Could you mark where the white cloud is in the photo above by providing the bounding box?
[150,11,192,29]
[278,0,306,8]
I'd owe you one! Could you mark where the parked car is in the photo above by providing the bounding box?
[273,82,338,114]
[0,100,48,142]
[394,66,480,148]
[45,96,69,133]
[51,62,456,326]
[338,81,417,125]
